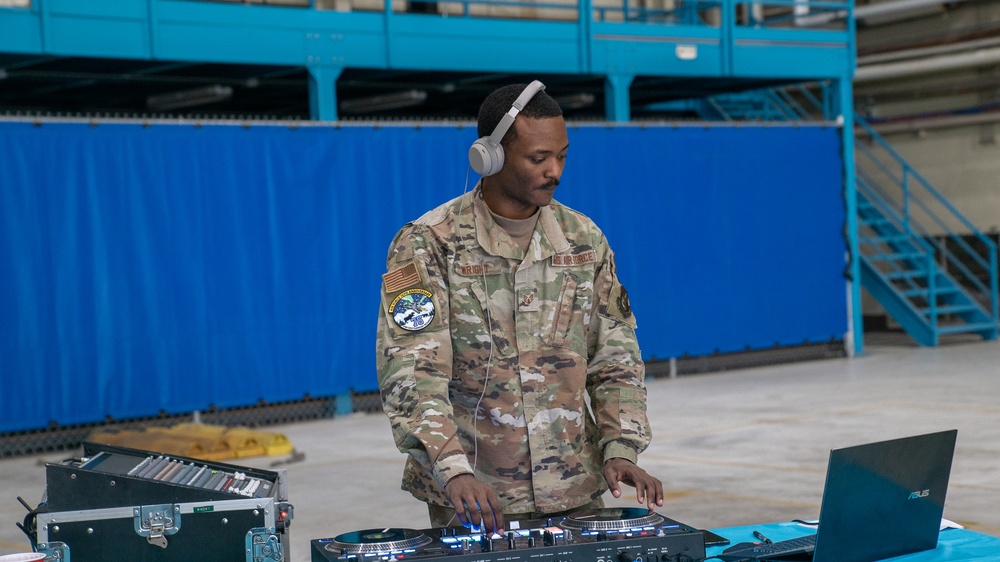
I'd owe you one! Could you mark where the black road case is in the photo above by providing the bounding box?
[27,441,291,562]
[36,496,284,561]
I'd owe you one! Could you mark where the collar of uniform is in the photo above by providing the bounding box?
[471,185,570,262]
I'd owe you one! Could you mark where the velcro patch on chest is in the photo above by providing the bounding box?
[551,250,597,267]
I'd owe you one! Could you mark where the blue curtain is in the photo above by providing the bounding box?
[0,121,846,432]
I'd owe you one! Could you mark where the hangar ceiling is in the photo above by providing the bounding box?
[0,57,794,121]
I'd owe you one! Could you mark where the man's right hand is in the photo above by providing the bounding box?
[444,474,505,534]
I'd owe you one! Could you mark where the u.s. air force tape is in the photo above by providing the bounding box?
[389,288,436,331]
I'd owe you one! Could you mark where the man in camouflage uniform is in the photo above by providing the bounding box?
[377,83,662,534]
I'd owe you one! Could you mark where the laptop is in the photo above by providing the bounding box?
[720,429,958,562]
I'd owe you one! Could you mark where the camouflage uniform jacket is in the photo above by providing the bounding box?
[376,185,650,515]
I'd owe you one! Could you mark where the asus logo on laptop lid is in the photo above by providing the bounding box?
[908,489,931,500]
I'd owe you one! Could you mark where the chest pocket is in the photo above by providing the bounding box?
[452,257,511,355]
[547,272,590,352]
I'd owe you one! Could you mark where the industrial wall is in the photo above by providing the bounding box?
[0,121,848,433]
[855,0,1000,234]
[877,130,1000,234]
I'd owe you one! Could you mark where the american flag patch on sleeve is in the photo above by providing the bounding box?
[383,262,420,293]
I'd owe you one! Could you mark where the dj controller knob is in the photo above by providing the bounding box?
[617,551,639,562]
[480,535,493,552]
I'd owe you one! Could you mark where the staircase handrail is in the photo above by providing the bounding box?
[764,90,806,120]
[905,188,994,297]
[855,114,998,324]
[853,141,991,289]
[856,175,940,287]
[855,136,991,285]
[856,180,936,298]
[855,117,996,277]
[854,116,997,252]
[790,83,826,118]
[857,172,994,310]
[855,142,909,203]
[855,175,929,250]
[770,88,812,121]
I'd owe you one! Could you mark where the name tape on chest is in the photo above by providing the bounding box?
[459,264,494,276]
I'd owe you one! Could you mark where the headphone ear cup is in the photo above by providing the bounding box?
[469,137,504,176]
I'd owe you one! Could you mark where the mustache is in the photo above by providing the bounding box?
[541,179,560,189]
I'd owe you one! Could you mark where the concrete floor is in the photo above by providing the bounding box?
[1,334,998,561]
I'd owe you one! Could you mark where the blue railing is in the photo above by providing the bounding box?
[855,173,938,307]
[702,82,830,122]
[169,0,851,29]
[594,0,721,25]
[854,116,999,325]
[734,0,848,28]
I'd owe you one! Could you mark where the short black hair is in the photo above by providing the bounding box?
[477,83,563,147]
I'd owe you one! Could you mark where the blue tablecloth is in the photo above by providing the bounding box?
[706,522,1000,561]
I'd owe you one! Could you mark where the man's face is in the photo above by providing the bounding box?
[487,116,569,220]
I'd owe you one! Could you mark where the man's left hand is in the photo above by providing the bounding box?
[603,458,664,511]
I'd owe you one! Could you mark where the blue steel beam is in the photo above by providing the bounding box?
[837,76,863,356]
[308,64,341,121]
[605,73,633,122]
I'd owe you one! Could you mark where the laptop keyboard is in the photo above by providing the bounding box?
[717,535,816,561]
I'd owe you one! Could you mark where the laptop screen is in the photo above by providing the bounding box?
[813,429,957,562]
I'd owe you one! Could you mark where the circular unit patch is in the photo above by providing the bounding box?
[390,288,436,331]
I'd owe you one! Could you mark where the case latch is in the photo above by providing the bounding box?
[37,540,71,561]
[247,527,283,562]
[133,504,181,548]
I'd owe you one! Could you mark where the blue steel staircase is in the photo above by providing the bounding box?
[853,116,998,345]
[696,86,999,346]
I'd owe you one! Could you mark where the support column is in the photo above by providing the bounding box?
[604,73,634,122]
[836,76,863,357]
[308,65,343,122]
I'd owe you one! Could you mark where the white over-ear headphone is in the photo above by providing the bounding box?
[468,80,546,176]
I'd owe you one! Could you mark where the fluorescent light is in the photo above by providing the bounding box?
[553,93,595,110]
[146,85,234,111]
[339,90,428,113]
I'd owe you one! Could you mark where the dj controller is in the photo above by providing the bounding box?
[310,508,706,562]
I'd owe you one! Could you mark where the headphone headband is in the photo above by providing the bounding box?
[468,80,547,176]
[487,80,546,145]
